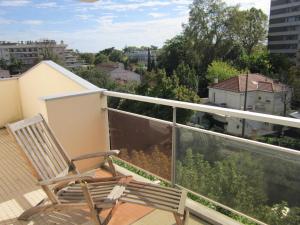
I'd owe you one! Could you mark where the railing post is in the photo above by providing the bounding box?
[171,107,177,187]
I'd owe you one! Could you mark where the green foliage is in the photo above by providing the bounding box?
[8,57,23,74]
[147,48,152,72]
[115,69,201,123]
[72,67,116,90]
[177,149,266,215]
[109,49,125,62]
[37,48,64,66]
[94,53,109,65]
[175,62,198,91]
[257,136,300,150]
[156,0,268,95]
[79,53,95,65]
[0,59,8,70]
[207,60,240,82]
[157,35,190,76]
[227,7,268,55]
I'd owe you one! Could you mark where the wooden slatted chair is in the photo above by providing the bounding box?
[6,114,120,222]
[7,114,189,225]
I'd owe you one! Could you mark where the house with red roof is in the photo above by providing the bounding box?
[208,74,292,137]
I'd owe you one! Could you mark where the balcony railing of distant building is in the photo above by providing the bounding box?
[102,90,300,225]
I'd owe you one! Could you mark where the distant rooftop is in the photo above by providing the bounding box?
[211,74,289,93]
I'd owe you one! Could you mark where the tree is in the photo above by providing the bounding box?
[147,48,151,71]
[79,53,95,65]
[227,7,268,55]
[236,48,271,74]
[37,47,64,65]
[0,59,8,70]
[184,0,235,73]
[8,57,23,74]
[175,62,198,91]
[157,35,190,76]
[94,53,109,65]
[117,69,201,123]
[72,67,116,90]
[207,60,240,83]
[109,49,124,62]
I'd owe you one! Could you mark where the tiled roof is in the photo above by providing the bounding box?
[211,74,288,93]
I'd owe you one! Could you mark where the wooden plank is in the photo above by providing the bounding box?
[59,188,113,196]
[16,129,48,180]
[124,189,180,204]
[40,120,72,167]
[31,124,63,175]
[127,183,182,196]
[37,122,69,171]
[120,197,178,213]
[130,180,181,193]
[177,190,187,215]
[121,194,179,209]
[7,115,43,132]
[125,186,181,200]
[26,126,58,177]
[8,126,41,180]
[106,185,125,201]
[22,127,54,179]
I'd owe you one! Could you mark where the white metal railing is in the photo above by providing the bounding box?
[103,90,300,129]
[103,90,300,225]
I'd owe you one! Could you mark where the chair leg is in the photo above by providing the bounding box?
[183,210,189,225]
[173,210,189,225]
[173,213,183,225]
[91,209,102,225]
[101,202,120,225]
[18,199,49,221]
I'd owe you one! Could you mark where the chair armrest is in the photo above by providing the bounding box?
[39,174,94,186]
[71,150,120,162]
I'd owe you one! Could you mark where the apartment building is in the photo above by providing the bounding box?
[268,0,300,65]
[0,40,82,71]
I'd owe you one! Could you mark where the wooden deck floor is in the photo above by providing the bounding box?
[0,128,207,225]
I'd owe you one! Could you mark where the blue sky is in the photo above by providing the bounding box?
[0,0,270,52]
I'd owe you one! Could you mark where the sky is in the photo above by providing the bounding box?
[0,0,271,52]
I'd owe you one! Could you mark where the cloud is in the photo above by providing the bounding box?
[0,18,43,25]
[76,14,93,20]
[149,12,167,18]
[22,20,43,25]
[0,18,14,25]
[0,0,30,7]
[75,0,172,12]
[35,2,58,8]
[224,0,270,15]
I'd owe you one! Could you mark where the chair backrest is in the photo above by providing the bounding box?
[7,114,71,181]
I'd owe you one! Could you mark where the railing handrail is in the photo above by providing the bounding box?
[103,90,300,129]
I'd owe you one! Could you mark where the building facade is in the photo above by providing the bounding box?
[208,74,292,137]
[0,40,82,71]
[268,0,300,65]
[126,49,157,66]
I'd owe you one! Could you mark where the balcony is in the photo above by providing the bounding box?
[0,61,300,225]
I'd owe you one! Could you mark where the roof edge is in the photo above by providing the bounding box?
[20,60,104,91]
